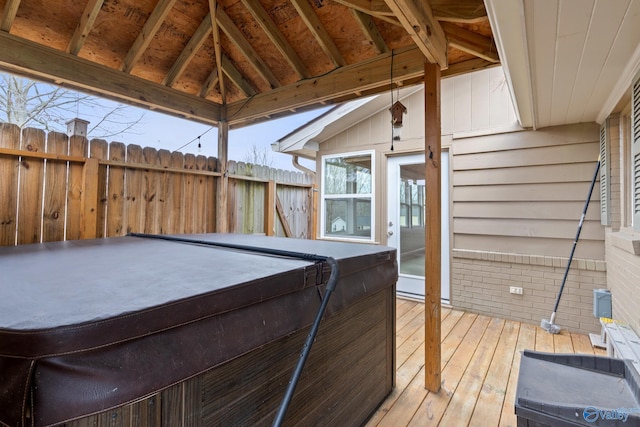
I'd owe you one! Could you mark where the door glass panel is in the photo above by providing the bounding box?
[399,163,425,277]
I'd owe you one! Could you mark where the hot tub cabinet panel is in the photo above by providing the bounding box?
[0,234,398,427]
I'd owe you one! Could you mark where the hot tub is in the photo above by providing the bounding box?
[0,234,397,426]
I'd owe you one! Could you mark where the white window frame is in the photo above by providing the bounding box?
[320,150,375,242]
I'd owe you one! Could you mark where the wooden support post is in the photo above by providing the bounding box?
[216,119,229,233]
[265,180,275,236]
[424,61,441,392]
[80,157,100,239]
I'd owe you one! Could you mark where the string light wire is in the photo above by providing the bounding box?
[172,126,214,153]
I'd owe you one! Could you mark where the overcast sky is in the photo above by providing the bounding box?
[98,103,326,171]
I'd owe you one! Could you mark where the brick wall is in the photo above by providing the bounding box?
[451,249,606,334]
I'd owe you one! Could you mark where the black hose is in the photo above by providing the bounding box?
[272,256,339,427]
[126,233,340,426]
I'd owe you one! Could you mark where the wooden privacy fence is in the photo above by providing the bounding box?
[0,123,315,247]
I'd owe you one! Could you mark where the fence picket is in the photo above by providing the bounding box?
[17,128,45,244]
[107,142,126,237]
[42,131,68,242]
[183,154,196,234]
[90,140,109,238]
[194,155,208,233]
[125,144,144,234]
[0,124,20,246]
[143,147,161,235]
[67,135,88,240]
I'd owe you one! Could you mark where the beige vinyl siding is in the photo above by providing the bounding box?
[441,66,518,135]
[452,123,604,260]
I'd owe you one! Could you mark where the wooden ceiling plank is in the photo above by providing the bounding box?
[199,67,219,98]
[221,54,256,97]
[1,0,21,32]
[226,46,424,124]
[384,0,448,68]
[290,0,347,68]
[332,0,402,26]
[209,0,226,104]
[67,0,104,55]
[241,0,310,79]
[440,22,498,63]
[216,8,281,89]
[0,31,222,124]
[162,14,212,87]
[121,0,178,73]
[351,9,389,54]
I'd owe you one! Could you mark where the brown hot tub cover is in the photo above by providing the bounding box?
[0,234,397,426]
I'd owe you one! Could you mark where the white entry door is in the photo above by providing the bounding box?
[387,153,450,302]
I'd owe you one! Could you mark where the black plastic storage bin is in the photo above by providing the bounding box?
[516,350,640,426]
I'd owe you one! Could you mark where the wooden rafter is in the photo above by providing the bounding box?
[0,31,222,124]
[241,0,310,79]
[216,8,280,89]
[351,9,389,54]
[442,57,497,77]
[332,0,400,26]
[209,0,226,104]
[221,54,256,97]
[199,67,219,98]
[120,0,178,73]
[0,0,21,32]
[384,0,448,68]
[226,46,424,124]
[440,21,498,63]
[290,0,346,68]
[430,0,488,23]
[67,0,104,55]
[162,14,212,87]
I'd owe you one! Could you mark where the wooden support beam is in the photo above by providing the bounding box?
[265,180,276,236]
[80,157,100,239]
[226,46,425,125]
[216,119,229,233]
[384,0,448,68]
[424,61,441,393]
[0,31,223,125]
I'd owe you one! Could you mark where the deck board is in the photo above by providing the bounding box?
[367,299,608,427]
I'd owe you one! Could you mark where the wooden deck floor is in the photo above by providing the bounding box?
[366,298,606,427]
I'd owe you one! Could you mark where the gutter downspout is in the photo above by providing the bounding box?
[292,155,316,177]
